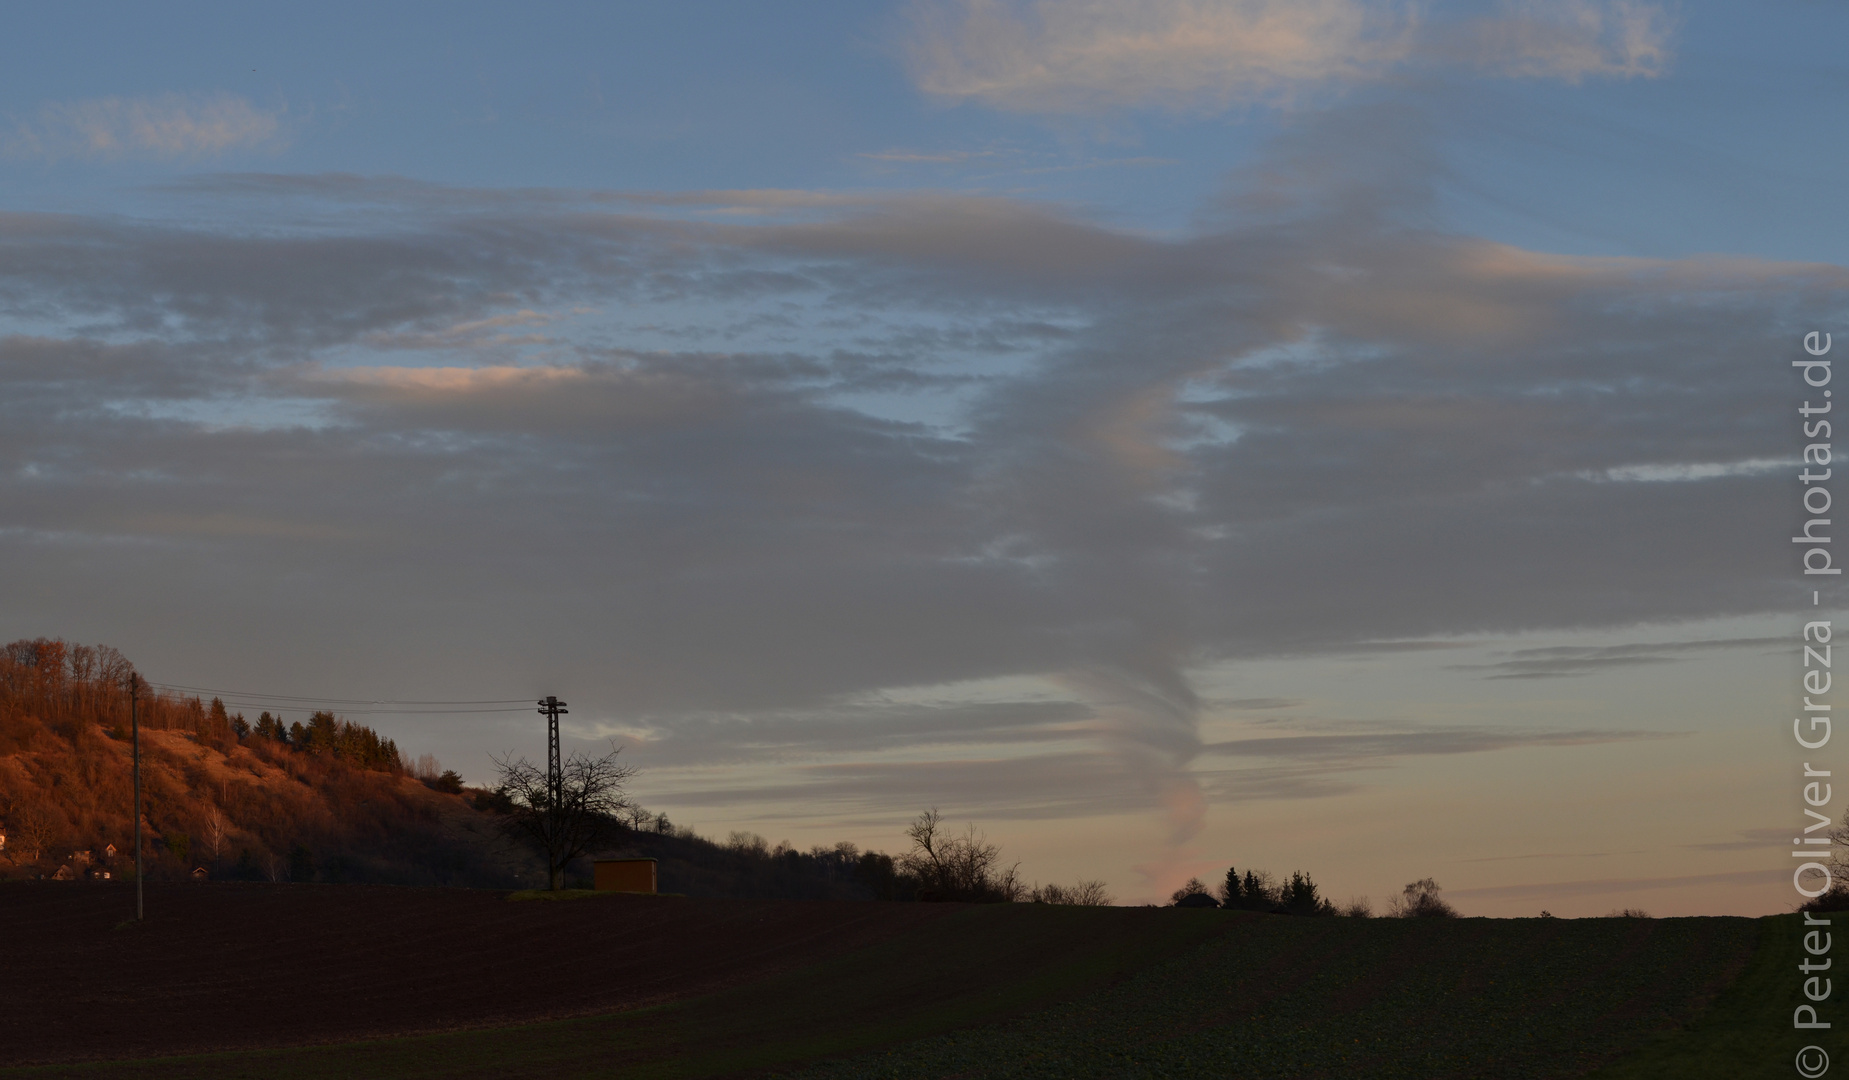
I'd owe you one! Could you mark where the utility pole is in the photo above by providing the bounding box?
[129,672,143,922]
[537,695,567,889]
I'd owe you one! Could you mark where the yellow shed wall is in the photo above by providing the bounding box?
[594,860,657,893]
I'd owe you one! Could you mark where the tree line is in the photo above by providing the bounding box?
[1167,868,1461,918]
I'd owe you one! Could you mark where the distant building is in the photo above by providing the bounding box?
[593,858,657,894]
[191,866,209,881]
[103,844,116,860]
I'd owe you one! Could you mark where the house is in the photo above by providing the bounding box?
[103,844,116,860]
[51,865,76,880]
[191,866,209,881]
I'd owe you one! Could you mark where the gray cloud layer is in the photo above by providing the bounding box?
[2,106,1843,829]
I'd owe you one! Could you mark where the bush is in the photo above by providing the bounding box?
[1799,887,1849,914]
[1170,877,1216,907]
[1388,878,1458,918]
[1030,880,1112,906]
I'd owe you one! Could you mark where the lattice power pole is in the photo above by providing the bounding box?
[538,695,567,887]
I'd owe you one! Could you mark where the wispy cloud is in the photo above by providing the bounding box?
[903,0,1675,114]
[1202,726,1675,761]
[1461,637,1784,680]
[906,0,1415,113]
[1445,868,1782,901]
[5,92,286,161]
[1685,827,1791,853]
[1436,0,1676,83]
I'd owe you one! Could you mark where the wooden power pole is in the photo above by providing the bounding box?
[129,672,143,921]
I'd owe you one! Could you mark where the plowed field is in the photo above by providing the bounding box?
[0,881,1782,1080]
[0,881,958,1065]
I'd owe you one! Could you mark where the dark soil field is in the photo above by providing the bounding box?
[0,881,961,1065]
[0,881,1786,1080]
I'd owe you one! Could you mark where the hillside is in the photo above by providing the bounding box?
[0,638,896,898]
[0,638,537,888]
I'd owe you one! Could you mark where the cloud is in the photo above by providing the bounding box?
[1461,637,1784,680]
[905,0,1416,112]
[1444,868,1782,901]
[1436,0,1676,83]
[596,699,1100,769]
[903,0,1674,113]
[1202,727,1677,760]
[1685,827,1790,853]
[0,108,1843,835]
[6,93,285,161]
[1218,697,1301,710]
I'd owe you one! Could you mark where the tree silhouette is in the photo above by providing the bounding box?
[491,745,634,890]
[1388,877,1458,918]
[896,808,1021,902]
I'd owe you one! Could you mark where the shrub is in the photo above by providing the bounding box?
[1031,880,1113,906]
[1170,877,1215,906]
[1388,878,1458,918]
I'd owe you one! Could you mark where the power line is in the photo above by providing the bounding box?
[206,701,529,716]
[146,681,535,707]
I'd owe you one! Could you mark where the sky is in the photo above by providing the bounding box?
[3,0,1847,914]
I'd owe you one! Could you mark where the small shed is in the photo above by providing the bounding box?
[593,857,657,894]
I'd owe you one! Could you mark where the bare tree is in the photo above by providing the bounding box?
[1030,880,1112,906]
[897,808,1021,902]
[1169,877,1212,905]
[491,745,634,890]
[1388,878,1458,918]
[204,807,228,877]
[12,806,52,864]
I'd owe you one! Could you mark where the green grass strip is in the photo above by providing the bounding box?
[1585,912,1825,1080]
